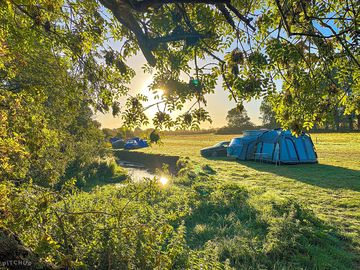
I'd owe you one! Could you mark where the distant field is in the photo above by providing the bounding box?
[137,133,360,256]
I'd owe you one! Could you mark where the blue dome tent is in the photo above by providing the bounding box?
[228,129,318,164]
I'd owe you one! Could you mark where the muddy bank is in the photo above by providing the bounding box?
[114,150,180,175]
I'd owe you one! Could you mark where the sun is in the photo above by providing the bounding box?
[155,89,164,96]
[140,79,165,117]
[159,176,168,186]
[140,78,164,100]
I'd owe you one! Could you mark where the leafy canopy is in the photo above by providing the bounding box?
[1,0,359,133]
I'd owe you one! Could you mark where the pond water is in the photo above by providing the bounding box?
[117,160,156,182]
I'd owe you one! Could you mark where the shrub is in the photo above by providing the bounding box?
[59,158,127,189]
[2,170,354,269]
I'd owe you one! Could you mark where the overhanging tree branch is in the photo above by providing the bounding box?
[98,0,157,66]
[216,3,236,29]
[226,3,255,31]
[99,0,255,66]
[130,0,231,11]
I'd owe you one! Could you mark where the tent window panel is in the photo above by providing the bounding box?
[239,144,247,160]
[254,143,265,160]
[246,142,255,159]
[285,139,298,160]
[234,145,243,157]
[304,139,316,159]
[256,143,262,153]
[262,143,274,160]
[280,140,289,160]
[295,139,307,160]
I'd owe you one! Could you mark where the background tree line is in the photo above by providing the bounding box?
[215,98,360,135]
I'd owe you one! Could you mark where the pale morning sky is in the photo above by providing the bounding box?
[94,52,263,129]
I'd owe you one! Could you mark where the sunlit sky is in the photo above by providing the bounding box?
[95,45,261,128]
[94,52,263,129]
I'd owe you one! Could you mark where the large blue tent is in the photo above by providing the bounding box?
[254,129,317,164]
[227,129,318,164]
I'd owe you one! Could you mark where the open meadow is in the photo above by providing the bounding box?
[137,133,360,262]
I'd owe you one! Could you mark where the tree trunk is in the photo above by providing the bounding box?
[0,228,60,270]
[348,115,354,131]
[334,107,340,131]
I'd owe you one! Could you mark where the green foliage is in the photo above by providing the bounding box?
[60,158,127,189]
[102,128,119,141]
[3,179,194,269]
[226,107,255,129]
[0,3,113,187]
[2,0,359,132]
[149,130,161,144]
[122,95,150,128]
[216,106,260,133]
[260,97,279,128]
[175,108,212,131]
[2,166,354,269]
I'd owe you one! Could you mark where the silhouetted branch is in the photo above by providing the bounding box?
[150,32,211,45]
[131,0,231,11]
[216,4,236,29]
[226,3,255,31]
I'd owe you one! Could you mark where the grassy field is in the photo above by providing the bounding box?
[136,133,360,260]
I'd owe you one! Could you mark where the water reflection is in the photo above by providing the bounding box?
[126,167,155,182]
[117,160,156,182]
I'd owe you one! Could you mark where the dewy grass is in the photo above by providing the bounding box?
[5,133,359,269]
[138,132,360,265]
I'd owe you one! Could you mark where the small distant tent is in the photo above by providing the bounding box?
[228,129,318,164]
[124,137,148,150]
[254,129,317,164]
[110,137,121,144]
